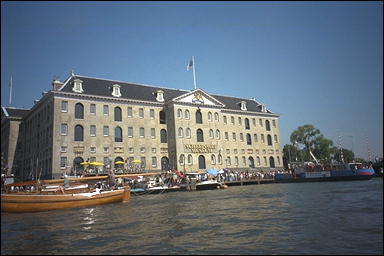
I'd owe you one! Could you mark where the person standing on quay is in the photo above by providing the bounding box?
[108,169,116,189]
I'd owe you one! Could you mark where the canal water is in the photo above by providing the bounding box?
[1,178,383,255]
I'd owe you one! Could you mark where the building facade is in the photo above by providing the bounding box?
[2,73,283,180]
[1,107,29,176]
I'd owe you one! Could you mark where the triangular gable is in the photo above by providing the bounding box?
[172,89,225,107]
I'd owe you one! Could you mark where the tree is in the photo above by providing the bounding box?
[290,124,321,162]
[312,136,334,162]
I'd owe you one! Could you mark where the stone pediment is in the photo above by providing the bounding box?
[172,89,225,107]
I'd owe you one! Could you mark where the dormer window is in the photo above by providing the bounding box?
[240,101,247,111]
[72,79,84,93]
[112,84,122,97]
[261,104,267,113]
[156,90,164,102]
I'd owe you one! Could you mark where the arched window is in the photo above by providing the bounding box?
[75,103,84,119]
[198,155,206,169]
[218,154,223,164]
[245,118,250,130]
[209,129,214,138]
[178,127,184,137]
[185,110,190,119]
[160,129,167,143]
[196,110,202,124]
[266,120,271,131]
[74,125,83,141]
[214,112,219,121]
[267,135,272,145]
[226,156,231,166]
[274,134,278,143]
[215,129,220,139]
[115,126,123,142]
[246,133,252,145]
[208,112,212,121]
[197,129,204,142]
[114,107,122,121]
[186,128,191,138]
[248,157,255,168]
[187,154,193,165]
[177,109,182,119]
[179,154,185,165]
[114,156,124,168]
[211,155,216,164]
[269,157,275,168]
[159,111,166,124]
[73,157,84,174]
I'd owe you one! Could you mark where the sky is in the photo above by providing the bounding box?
[1,1,383,160]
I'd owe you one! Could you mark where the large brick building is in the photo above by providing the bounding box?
[1,73,283,180]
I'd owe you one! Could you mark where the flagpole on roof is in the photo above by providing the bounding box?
[9,75,13,106]
[192,56,197,90]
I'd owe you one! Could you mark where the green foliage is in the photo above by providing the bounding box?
[284,124,354,164]
[290,124,321,151]
[312,136,334,161]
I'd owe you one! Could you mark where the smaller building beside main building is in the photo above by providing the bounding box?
[1,73,283,180]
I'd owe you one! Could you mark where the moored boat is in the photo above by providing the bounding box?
[275,162,375,183]
[1,186,130,213]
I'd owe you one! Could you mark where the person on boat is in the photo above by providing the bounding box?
[58,174,70,194]
[108,169,116,189]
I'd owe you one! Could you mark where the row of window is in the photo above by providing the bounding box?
[60,156,157,168]
[178,154,281,167]
[60,145,279,156]
[63,102,167,124]
[61,124,278,145]
[60,155,281,169]
[62,101,276,130]
[60,145,158,154]
[62,124,168,143]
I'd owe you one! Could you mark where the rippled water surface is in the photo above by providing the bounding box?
[2,178,383,255]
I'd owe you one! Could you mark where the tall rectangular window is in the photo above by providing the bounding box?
[140,127,145,137]
[103,126,109,136]
[61,101,68,112]
[60,157,67,168]
[128,127,133,137]
[152,157,157,167]
[151,128,155,138]
[61,123,67,135]
[90,125,96,136]
[139,108,144,118]
[127,107,133,117]
[90,104,96,114]
[103,105,109,115]
[140,157,146,168]
[150,109,155,119]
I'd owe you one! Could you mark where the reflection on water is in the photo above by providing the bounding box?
[2,178,383,255]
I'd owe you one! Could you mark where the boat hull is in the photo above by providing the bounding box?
[1,188,130,213]
[275,174,373,183]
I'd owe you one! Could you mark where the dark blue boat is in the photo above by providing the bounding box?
[275,162,375,183]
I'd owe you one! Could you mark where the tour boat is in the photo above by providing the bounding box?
[275,162,375,183]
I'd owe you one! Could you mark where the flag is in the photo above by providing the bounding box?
[187,58,193,71]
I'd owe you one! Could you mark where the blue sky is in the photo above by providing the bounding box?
[1,1,383,160]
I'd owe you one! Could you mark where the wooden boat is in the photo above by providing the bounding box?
[1,186,130,213]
